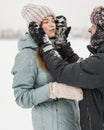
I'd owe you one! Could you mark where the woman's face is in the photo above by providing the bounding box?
[41,16,56,38]
[88,24,96,37]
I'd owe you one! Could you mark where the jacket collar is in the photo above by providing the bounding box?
[18,33,38,51]
[97,42,104,53]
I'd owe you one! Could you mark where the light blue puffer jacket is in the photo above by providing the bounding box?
[11,33,81,130]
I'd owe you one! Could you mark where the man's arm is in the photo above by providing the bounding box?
[41,49,104,89]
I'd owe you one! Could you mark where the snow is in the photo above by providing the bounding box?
[0,39,89,130]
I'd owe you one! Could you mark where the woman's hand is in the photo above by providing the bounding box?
[49,82,83,101]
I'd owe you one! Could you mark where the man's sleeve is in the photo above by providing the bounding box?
[42,50,104,89]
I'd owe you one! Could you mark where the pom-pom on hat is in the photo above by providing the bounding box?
[22,3,56,25]
[90,6,104,30]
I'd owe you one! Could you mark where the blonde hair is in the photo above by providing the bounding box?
[36,47,47,70]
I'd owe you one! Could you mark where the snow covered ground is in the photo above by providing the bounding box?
[0,39,90,130]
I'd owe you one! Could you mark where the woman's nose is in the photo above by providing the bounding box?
[49,22,55,27]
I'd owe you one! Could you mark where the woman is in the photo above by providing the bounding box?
[11,3,83,130]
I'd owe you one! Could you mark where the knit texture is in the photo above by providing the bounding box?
[22,3,56,25]
[90,6,104,30]
[89,6,104,47]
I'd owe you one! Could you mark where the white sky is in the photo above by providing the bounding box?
[0,0,104,30]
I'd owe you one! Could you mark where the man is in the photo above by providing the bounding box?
[28,6,104,130]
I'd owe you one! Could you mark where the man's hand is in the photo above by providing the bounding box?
[29,21,52,47]
[54,16,79,62]
[55,15,71,45]
[28,21,54,52]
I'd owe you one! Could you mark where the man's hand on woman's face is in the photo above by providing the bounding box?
[28,21,46,46]
[28,21,55,53]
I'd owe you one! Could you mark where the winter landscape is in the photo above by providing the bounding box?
[0,0,103,130]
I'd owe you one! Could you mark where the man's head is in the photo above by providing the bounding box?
[88,6,104,47]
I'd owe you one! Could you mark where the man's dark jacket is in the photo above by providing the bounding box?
[41,43,104,130]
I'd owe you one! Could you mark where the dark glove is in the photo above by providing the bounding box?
[55,15,71,46]
[28,21,45,46]
[57,42,79,63]
[55,16,79,62]
[29,21,53,46]
[28,21,54,52]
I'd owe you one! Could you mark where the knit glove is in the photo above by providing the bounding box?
[55,16,79,62]
[55,15,71,45]
[49,82,83,101]
[28,21,54,51]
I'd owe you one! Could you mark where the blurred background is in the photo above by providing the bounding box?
[0,0,104,39]
[0,0,104,130]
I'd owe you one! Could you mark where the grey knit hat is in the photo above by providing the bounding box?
[22,3,56,25]
[90,6,104,30]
